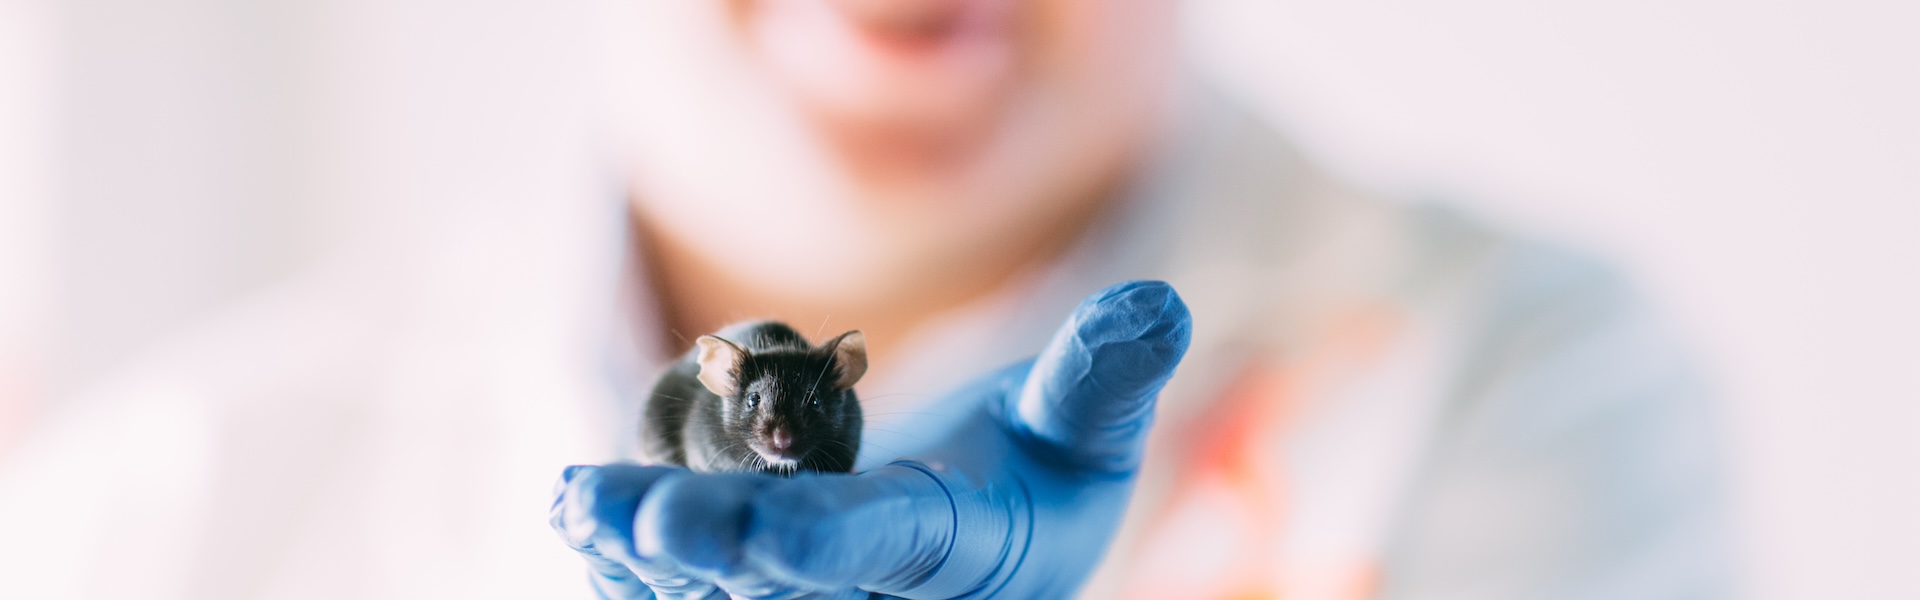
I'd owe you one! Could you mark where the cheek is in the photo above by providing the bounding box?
[724,402,757,425]
[619,4,871,291]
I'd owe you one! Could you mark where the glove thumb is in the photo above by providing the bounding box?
[1010,280,1192,474]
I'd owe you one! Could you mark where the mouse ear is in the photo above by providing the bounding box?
[822,330,867,388]
[695,335,747,397]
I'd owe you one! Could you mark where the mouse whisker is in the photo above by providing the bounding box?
[808,354,835,399]
[853,394,938,403]
[859,410,951,419]
[855,427,922,440]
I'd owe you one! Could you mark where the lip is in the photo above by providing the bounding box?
[746,0,1018,117]
[817,0,1015,57]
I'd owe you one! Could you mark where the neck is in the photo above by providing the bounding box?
[631,194,1113,379]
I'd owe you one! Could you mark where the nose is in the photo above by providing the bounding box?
[768,426,793,454]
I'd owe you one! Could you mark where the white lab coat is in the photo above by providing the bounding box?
[0,90,1730,599]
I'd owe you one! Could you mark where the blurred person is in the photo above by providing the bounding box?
[0,1,1729,599]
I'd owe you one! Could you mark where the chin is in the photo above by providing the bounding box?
[617,0,1176,301]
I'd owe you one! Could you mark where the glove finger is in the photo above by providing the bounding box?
[786,590,877,600]
[633,471,821,600]
[738,462,1024,599]
[553,464,725,599]
[1012,280,1191,473]
[637,463,985,596]
[552,465,655,598]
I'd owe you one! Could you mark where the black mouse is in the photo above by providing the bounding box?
[639,320,866,475]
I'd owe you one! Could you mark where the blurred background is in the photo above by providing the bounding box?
[1,0,1914,597]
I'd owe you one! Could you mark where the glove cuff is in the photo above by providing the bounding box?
[869,461,1032,600]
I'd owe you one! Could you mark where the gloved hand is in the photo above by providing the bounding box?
[551,280,1191,599]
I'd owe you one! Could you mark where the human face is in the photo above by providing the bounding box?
[610,0,1179,304]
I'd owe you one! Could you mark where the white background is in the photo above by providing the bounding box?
[2,0,1916,597]
[1183,2,1919,597]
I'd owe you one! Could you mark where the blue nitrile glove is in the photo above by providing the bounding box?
[552,280,1191,599]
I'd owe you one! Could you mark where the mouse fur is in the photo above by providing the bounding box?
[639,320,866,475]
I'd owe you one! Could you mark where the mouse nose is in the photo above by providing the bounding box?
[769,426,793,454]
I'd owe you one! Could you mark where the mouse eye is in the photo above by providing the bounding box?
[746,392,761,409]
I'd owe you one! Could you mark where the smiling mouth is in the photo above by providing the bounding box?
[745,0,1017,115]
